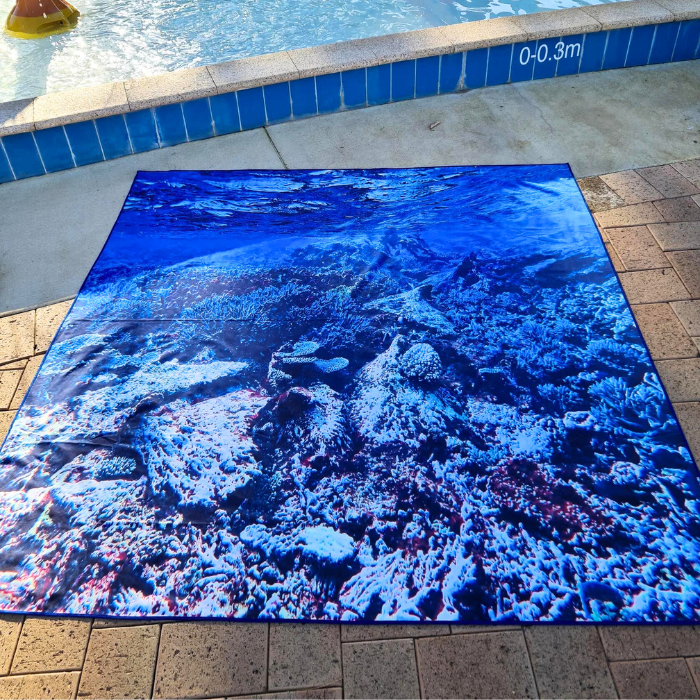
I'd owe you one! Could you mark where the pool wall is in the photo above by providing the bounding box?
[0,0,698,183]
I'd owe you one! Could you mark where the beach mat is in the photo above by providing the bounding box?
[0,165,697,622]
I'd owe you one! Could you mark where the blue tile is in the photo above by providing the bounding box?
[416,56,439,98]
[673,19,700,61]
[392,60,415,101]
[0,143,14,183]
[342,69,366,109]
[367,64,391,105]
[625,24,655,67]
[125,109,159,152]
[2,132,44,179]
[64,121,103,166]
[649,22,680,64]
[264,83,292,124]
[579,31,607,73]
[533,37,559,79]
[182,98,214,140]
[439,52,463,93]
[464,48,488,89]
[290,78,317,118]
[210,92,241,135]
[555,34,584,76]
[33,126,74,173]
[237,87,266,130]
[316,73,342,113]
[153,104,187,147]
[95,114,133,159]
[510,41,536,82]
[486,44,512,86]
[602,27,632,70]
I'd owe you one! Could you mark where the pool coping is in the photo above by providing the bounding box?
[0,0,698,179]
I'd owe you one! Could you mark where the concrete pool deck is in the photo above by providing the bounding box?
[0,58,700,700]
[1,58,699,314]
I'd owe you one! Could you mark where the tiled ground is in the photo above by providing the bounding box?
[0,159,700,699]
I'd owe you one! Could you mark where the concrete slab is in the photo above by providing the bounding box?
[610,658,699,699]
[11,617,91,674]
[269,62,700,177]
[153,622,268,699]
[1,61,699,315]
[415,630,537,698]
[342,639,420,699]
[0,671,80,700]
[0,129,284,315]
[524,626,617,699]
[77,625,160,699]
[631,303,698,359]
[268,624,342,692]
[606,225,670,271]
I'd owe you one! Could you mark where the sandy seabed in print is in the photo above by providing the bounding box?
[1,166,698,623]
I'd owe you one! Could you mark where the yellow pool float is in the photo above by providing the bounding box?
[5,0,79,39]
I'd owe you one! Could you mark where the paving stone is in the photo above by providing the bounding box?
[618,269,690,304]
[0,312,34,365]
[674,402,700,460]
[632,303,698,359]
[77,625,160,699]
[669,250,700,297]
[268,624,341,692]
[606,226,670,271]
[35,301,72,354]
[600,170,662,205]
[577,177,625,213]
[638,164,700,199]
[11,617,91,674]
[655,196,700,223]
[343,639,419,700]
[0,371,21,411]
[10,355,44,410]
[0,413,15,443]
[415,630,537,699]
[673,158,700,187]
[604,243,625,272]
[649,222,700,251]
[234,689,342,699]
[655,359,700,403]
[595,202,665,229]
[91,619,159,628]
[610,658,698,699]
[0,616,22,675]
[685,657,700,695]
[153,622,268,699]
[524,626,616,699]
[671,301,700,336]
[0,671,80,700]
[599,625,700,661]
[0,360,26,371]
[450,625,521,634]
[341,625,450,641]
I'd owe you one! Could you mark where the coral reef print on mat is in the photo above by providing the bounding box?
[1,166,698,623]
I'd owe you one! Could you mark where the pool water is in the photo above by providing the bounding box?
[1,0,617,102]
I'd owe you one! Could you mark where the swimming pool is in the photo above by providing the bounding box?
[1,0,619,103]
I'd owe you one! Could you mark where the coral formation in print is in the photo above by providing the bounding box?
[0,166,698,622]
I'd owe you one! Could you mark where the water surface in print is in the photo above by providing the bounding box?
[1,166,698,622]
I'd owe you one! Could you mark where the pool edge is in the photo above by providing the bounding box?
[0,0,699,182]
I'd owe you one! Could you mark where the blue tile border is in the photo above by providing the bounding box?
[34,126,74,173]
[1,19,698,183]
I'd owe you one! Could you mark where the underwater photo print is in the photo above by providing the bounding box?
[1,166,698,622]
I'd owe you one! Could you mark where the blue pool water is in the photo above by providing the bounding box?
[1,0,620,103]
